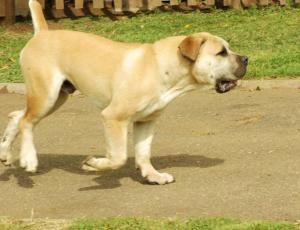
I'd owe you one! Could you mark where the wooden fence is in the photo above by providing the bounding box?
[1,0,299,24]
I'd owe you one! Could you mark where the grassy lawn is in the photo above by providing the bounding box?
[1,217,300,230]
[0,6,299,82]
[68,217,300,230]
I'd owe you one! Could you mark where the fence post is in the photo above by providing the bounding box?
[4,0,15,24]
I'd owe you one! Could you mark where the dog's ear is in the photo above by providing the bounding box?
[179,35,206,61]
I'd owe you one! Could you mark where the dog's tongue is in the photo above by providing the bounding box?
[216,80,237,93]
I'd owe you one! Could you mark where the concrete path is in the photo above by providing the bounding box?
[0,87,300,221]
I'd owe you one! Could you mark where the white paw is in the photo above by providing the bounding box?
[82,164,99,171]
[0,155,13,166]
[81,156,106,171]
[82,157,99,171]
[0,147,12,166]
[82,156,124,171]
[20,155,38,173]
[146,172,175,185]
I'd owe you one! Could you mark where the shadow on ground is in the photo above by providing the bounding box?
[0,154,224,190]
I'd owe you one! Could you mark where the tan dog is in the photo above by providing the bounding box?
[0,0,248,184]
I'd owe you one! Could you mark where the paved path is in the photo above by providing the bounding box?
[0,88,300,221]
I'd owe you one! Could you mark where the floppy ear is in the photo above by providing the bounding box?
[178,36,206,61]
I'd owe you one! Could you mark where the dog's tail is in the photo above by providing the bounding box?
[29,0,48,35]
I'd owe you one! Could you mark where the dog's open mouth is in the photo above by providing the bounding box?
[215,80,237,94]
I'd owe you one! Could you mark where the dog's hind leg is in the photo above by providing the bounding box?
[0,110,25,165]
[19,70,66,172]
[133,120,174,185]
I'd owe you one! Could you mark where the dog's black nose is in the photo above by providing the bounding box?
[241,56,248,66]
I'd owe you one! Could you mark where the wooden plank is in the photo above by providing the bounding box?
[67,4,85,16]
[37,0,45,8]
[127,0,141,12]
[241,0,255,7]
[75,0,84,9]
[51,9,67,18]
[258,0,269,5]
[155,0,162,6]
[232,0,242,8]
[15,0,30,16]
[114,0,122,12]
[4,0,15,24]
[278,0,286,5]
[170,0,179,5]
[88,2,104,15]
[223,0,232,6]
[93,0,104,8]
[137,0,143,7]
[17,0,29,9]
[0,0,5,17]
[105,0,113,9]
[187,0,198,5]
[206,0,215,6]
[146,0,153,9]
[55,0,64,9]
[148,0,162,9]
[16,0,44,10]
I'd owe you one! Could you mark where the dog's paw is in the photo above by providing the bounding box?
[82,163,99,171]
[146,172,175,185]
[0,149,13,166]
[20,156,38,173]
[82,156,100,171]
[82,156,118,171]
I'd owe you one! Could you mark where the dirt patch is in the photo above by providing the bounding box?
[5,23,33,33]
[3,22,64,34]
[0,217,70,230]
[235,114,265,125]
[0,86,8,94]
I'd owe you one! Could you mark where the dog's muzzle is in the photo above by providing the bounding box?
[215,55,248,94]
[234,55,248,79]
[215,79,238,94]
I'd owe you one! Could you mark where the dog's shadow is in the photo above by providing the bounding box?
[0,154,224,190]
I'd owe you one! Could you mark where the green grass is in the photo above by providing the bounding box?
[69,217,300,230]
[1,217,300,230]
[0,6,300,82]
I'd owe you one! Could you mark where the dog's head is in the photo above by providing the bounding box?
[179,32,248,93]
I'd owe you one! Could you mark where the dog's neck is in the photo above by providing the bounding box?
[153,36,202,92]
[154,38,200,98]
[145,43,201,116]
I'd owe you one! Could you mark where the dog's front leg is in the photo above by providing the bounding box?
[82,117,128,171]
[134,120,175,185]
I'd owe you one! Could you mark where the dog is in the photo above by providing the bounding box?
[0,0,248,185]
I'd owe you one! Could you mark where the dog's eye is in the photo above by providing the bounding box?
[217,48,227,56]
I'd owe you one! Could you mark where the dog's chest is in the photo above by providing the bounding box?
[136,83,196,121]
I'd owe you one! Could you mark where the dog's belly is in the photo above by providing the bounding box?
[76,86,110,110]
[65,72,112,110]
